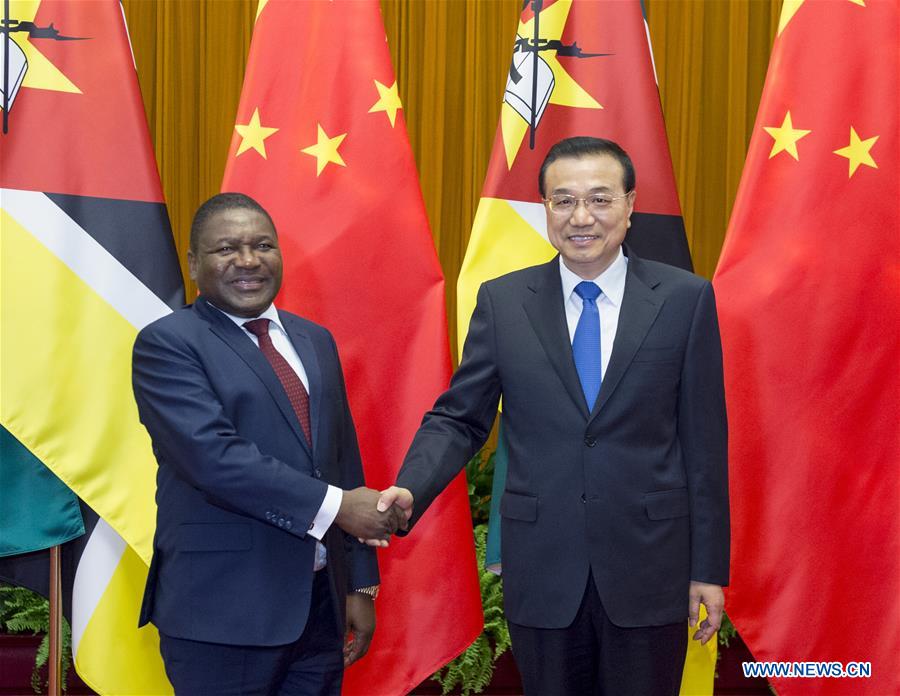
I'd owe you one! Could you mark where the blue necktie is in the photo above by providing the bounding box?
[573,281,602,410]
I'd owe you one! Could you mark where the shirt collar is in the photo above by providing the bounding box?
[558,247,628,307]
[209,302,285,334]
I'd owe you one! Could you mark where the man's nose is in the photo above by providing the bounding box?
[570,200,596,226]
[236,247,261,267]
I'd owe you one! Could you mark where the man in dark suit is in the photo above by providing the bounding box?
[132,193,401,695]
[378,137,729,695]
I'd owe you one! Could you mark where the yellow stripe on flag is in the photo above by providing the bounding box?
[1,210,157,561]
[680,605,716,695]
[75,546,170,695]
[456,198,555,354]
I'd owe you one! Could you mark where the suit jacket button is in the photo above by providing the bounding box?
[314,468,322,478]
[580,494,586,503]
[584,437,597,447]
[265,511,273,520]
[285,520,293,530]
[277,517,285,527]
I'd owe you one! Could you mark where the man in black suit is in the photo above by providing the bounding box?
[378,137,729,695]
[132,193,401,695]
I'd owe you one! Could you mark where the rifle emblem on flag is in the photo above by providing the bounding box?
[506,0,611,149]
[1,2,87,134]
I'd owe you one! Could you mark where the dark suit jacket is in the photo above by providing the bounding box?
[398,249,729,629]
[132,296,377,646]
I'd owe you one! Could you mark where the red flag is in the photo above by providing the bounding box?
[714,1,899,694]
[221,2,482,693]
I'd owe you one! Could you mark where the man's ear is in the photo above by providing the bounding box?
[187,249,198,281]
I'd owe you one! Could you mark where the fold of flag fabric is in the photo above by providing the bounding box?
[0,1,183,693]
[221,2,482,693]
[714,2,899,694]
[457,1,712,693]
[0,425,84,557]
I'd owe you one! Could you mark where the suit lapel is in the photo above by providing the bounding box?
[590,253,663,421]
[523,258,590,418]
[194,298,312,457]
[279,312,322,461]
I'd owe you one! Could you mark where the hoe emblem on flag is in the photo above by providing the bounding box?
[0,4,87,133]
[504,0,610,152]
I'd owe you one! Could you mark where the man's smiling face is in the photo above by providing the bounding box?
[543,153,635,280]
[188,207,283,317]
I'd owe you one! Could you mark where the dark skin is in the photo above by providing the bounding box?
[336,487,407,541]
[344,593,376,666]
[188,206,405,660]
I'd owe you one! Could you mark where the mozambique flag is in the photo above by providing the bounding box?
[714,1,899,694]
[221,1,482,693]
[458,1,714,693]
[0,1,182,693]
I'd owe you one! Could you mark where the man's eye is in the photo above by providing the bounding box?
[553,197,576,208]
[588,196,612,207]
[218,246,233,253]
[257,243,273,250]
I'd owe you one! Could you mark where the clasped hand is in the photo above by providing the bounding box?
[334,486,412,544]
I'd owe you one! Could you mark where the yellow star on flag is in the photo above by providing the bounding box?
[779,0,862,36]
[500,0,602,169]
[763,111,811,160]
[301,124,347,176]
[234,108,279,159]
[369,80,403,127]
[777,1,805,36]
[7,0,80,94]
[833,127,878,177]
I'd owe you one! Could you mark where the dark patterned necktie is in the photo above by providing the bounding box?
[243,318,312,445]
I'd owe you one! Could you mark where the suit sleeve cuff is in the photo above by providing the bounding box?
[308,485,342,540]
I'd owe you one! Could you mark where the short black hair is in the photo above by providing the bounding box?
[538,136,636,197]
[189,192,276,251]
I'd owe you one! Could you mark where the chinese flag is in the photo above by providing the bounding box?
[221,1,482,693]
[714,1,899,694]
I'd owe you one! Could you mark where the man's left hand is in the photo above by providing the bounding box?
[689,581,724,645]
[344,593,376,666]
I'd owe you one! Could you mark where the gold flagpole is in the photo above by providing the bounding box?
[48,545,62,696]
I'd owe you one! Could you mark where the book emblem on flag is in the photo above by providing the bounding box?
[506,0,611,150]
[0,4,86,134]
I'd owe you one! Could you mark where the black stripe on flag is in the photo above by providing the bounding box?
[628,211,693,272]
[46,192,184,310]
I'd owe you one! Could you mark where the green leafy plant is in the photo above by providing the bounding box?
[465,447,496,526]
[717,611,737,648]
[0,582,72,694]
[431,523,510,695]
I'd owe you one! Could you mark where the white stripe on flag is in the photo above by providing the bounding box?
[1,188,171,329]
[71,519,126,657]
[507,200,549,242]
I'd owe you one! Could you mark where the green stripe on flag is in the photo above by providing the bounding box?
[0,425,84,556]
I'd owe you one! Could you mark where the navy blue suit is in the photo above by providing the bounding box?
[132,297,377,661]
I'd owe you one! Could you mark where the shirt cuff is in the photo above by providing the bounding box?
[308,485,342,540]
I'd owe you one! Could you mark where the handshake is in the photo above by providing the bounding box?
[334,486,414,547]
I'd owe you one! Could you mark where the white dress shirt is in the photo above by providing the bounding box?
[559,248,628,381]
[214,303,341,570]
